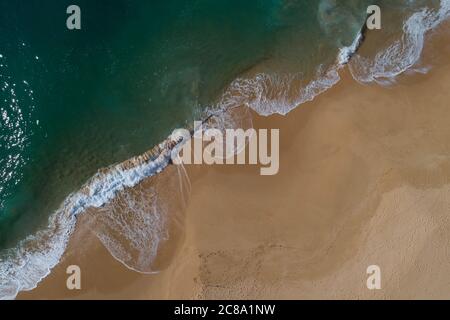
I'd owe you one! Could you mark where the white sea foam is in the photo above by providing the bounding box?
[0,143,172,299]
[0,202,76,300]
[349,0,450,84]
[214,65,342,117]
[92,155,192,274]
[93,187,169,274]
[212,26,363,116]
[217,1,450,115]
[338,31,364,65]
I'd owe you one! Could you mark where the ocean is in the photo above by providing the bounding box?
[0,0,448,299]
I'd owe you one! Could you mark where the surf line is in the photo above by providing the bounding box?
[339,10,372,65]
[174,304,208,318]
[105,11,376,182]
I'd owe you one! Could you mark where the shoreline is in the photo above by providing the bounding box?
[19,32,450,298]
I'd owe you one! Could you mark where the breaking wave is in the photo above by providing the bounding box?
[0,141,173,299]
[349,0,450,84]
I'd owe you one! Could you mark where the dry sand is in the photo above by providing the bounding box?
[19,36,450,300]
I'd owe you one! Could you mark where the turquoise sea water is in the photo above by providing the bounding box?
[0,0,448,299]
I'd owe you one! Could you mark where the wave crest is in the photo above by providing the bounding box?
[0,140,173,299]
[349,0,450,84]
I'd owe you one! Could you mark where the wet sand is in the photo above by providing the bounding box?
[20,33,450,299]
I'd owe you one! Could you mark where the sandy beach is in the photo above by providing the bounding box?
[19,28,450,299]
